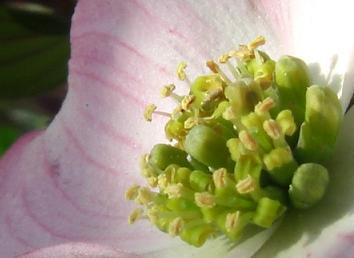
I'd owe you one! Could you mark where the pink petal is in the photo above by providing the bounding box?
[1,0,354,257]
[19,242,137,258]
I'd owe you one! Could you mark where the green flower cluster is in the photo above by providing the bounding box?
[126,36,342,247]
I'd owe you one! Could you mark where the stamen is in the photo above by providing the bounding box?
[239,130,258,151]
[225,61,240,79]
[181,95,196,111]
[128,208,144,224]
[213,168,228,188]
[177,62,191,85]
[231,45,253,60]
[177,62,187,81]
[136,187,154,205]
[225,211,240,232]
[255,97,275,115]
[218,53,230,64]
[247,36,266,50]
[165,183,184,199]
[169,217,184,237]
[144,103,173,122]
[263,119,282,140]
[195,192,216,208]
[144,104,157,122]
[236,175,256,194]
[206,60,232,85]
[125,184,140,200]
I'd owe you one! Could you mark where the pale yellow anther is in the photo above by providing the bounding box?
[125,184,140,200]
[136,187,154,205]
[225,211,240,232]
[218,53,230,64]
[263,119,282,140]
[233,45,253,59]
[128,208,144,224]
[168,217,184,237]
[236,175,256,194]
[160,84,176,97]
[195,192,216,208]
[239,130,258,151]
[213,168,228,188]
[144,104,157,122]
[247,35,266,50]
[165,183,183,199]
[255,97,275,115]
[177,62,188,81]
[206,60,219,73]
[147,177,158,188]
[181,95,195,111]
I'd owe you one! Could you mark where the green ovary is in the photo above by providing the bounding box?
[126,37,343,247]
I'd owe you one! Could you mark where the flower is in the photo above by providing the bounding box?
[1,0,354,257]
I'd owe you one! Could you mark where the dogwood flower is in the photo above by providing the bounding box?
[1,0,354,257]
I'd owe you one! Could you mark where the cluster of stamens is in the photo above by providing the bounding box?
[126,35,341,247]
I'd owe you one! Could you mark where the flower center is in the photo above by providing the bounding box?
[127,36,342,247]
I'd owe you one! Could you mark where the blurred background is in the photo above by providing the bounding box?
[0,0,76,156]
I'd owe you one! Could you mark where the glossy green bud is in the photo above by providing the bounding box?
[289,163,329,209]
[275,55,310,125]
[295,85,342,163]
[185,125,230,169]
[149,144,191,171]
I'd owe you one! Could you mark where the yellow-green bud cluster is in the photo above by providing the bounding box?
[128,37,343,247]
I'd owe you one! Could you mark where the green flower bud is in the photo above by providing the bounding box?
[275,55,310,125]
[295,85,342,163]
[185,125,231,169]
[149,144,191,171]
[289,163,329,209]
